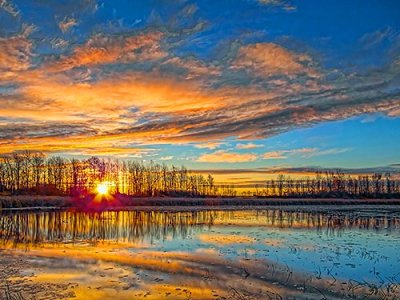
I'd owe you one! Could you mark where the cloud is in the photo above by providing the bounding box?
[3,56,398,153]
[258,0,280,4]
[262,148,348,160]
[193,165,400,187]
[0,122,97,140]
[232,42,316,77]
[50,38,69,49]
[0,0,19,16]
[257,0,296,11]
[194,142,224,150]
[262,150,287,159]
[269,166,400,176]
[161,56,221,79]
[359,27,398,49]
[47,31,166,72]
[236,143,263,149]
[197,150,258,163]
[58,17,78,33]
[9,70,227,123]
[0,6,399,158]
[0,25,34,75]
[66,147,150,158]
[160,156,173,161]
[304,148,351,157]
[0,127,156,156]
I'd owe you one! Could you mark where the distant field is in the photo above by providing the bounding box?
[1,195,400,210]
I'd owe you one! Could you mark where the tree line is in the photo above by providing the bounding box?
[0,151,399,198]
[251,171,400,198]
[0,151,216,197]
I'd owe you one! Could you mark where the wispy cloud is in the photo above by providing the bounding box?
[195,165,400,176]
[46,31,166,72]
[0,0,19,17]
[262,148,316,159]
[262,148,349,160]
[58,17,78,33]
[162,57,221,79]
[194,142,224,150]
[236,143,263,150]
[304,148,351,158]
[359,26,399,49]
[160,156,173,161]
[257,0,296,11]
[0,25,34,76]
[66,147,151,158]
[50,38,69,49]
[262,150,288,160]
[232,43,316,77]
[197,150,258,163]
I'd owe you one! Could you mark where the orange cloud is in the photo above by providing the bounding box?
[236,143,263,149]
[47,31,166,72]
[262,151,287,160]
[162,56,221,79]
[58,17,78,33]
[16,71,226,119]
[262,148,317,159]
[0,130,158,156]
[5,58,280,130]
[232,42,316,77]
[0,25,33,75]
[0,24,398,158]
[194,142,224,150]
[197,150,257,163]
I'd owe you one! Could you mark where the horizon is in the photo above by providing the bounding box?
[2,2,400,299]
[1,152,399,198]
[1,0,400,186]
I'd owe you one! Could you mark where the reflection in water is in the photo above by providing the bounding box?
[1,208,400,247]
[215,208,400,227]
[0,210,217,247]
[1,207,400,299]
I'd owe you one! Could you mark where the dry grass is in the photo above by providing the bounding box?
[1,195,400,210]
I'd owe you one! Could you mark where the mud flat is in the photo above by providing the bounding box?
[1,245,398,300]
[0,251,76,299]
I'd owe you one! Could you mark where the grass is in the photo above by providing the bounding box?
[1,195,400,210]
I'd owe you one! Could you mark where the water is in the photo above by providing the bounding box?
[1,206,400,299]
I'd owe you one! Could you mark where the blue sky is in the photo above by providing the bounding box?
[0,0,399,181]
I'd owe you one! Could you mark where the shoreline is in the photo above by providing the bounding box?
[1,195,400,211]
[2,205,400,213]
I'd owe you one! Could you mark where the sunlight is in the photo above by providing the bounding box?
[96,183,109,195]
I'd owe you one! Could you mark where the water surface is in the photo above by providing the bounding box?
[1,206,400,299]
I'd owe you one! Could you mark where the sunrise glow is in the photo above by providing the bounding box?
[96,183,109,196]
[1,1,400,300]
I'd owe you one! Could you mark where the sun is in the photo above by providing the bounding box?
[96,183,109,195]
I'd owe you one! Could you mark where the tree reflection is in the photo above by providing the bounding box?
[1,209,399,247]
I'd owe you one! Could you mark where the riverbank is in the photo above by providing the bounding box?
[1,195,400,210]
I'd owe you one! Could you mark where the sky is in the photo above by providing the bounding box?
[1,0,400,184]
